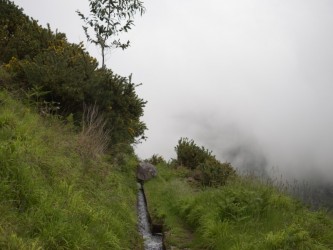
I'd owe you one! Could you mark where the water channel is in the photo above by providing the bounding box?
[137,183,163,250]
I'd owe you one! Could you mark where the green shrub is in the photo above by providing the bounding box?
[175,137,212,169]
[175,137,236,187]
[7,41,97,105]
[198,158,235,186]
[5,46,147,145]
[0,0,147,146]
[146,154,166,165]
[0,0,65,64]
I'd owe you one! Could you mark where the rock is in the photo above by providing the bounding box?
[137,162,157,181]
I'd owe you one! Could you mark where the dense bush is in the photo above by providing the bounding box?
[175,137,213,169]
[5,42,97,108]
[0,0,65,64]
[197,158,235,186]
[0,0,147,145]
[175,137,235,186]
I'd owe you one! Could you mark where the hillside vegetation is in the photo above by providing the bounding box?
[0,90,142,249]
[0,0,144,249]
[0,0,146,146]
[1,1,333,250]
[144,142,333,250]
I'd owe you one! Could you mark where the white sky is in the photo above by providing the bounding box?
[13,0,333,181]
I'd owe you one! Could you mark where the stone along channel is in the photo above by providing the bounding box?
[137,182,163,250]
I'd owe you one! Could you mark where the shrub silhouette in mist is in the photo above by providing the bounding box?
[175,137,235,186]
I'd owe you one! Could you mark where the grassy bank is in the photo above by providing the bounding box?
[145,163,333,250]
[0,90,142,249]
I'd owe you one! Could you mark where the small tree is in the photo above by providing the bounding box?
[77,0,145,68]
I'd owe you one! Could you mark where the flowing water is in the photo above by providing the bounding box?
[137,183,163,250]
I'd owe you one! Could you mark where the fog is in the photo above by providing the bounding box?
[14,0,333,183]
[130,0,333,184]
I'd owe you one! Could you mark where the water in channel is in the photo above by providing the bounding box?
[137,183,163,250]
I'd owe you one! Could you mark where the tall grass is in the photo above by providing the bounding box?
[0,90,142,249]
[145,163,333,250]
[78,103,110,158]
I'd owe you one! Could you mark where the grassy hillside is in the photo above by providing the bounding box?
[1,2,333,250]
[0,89,142,249]
[0,1,147,248]
[2,85,332,250]
[145,163,333,250]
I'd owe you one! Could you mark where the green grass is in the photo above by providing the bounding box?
[144,163,333,250]
[0,90,142,249]
[2,82,333,250]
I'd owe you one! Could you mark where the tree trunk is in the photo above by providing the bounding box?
[101,45,105,69]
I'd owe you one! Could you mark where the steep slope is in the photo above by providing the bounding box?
[0,90,142,249]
